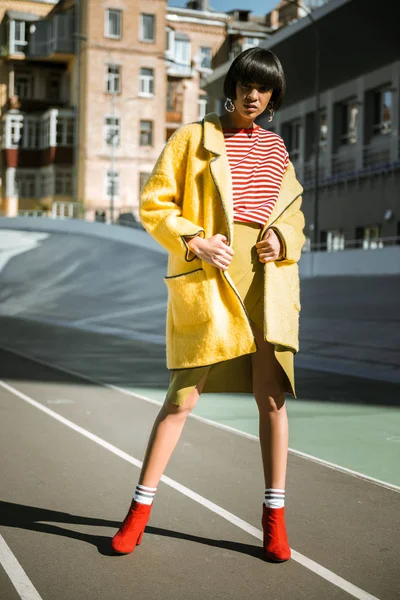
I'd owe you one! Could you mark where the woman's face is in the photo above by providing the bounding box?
[234,81,273,120]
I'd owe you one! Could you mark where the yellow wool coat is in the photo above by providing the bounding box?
[140,112,305,394]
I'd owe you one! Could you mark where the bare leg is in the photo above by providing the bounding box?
[138,371,208,488]
[251,322,288,490]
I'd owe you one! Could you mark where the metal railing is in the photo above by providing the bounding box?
[301,136,399,186]
[304,236,400,253]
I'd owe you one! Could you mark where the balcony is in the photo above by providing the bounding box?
[28,13,75,58]
[166,111,183,124]
[166,60,194,78]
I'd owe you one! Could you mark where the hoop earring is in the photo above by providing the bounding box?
[268,106,274,123]
[224,98,235,113]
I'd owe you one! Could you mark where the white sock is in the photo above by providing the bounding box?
[133,484,157,506]
[264,488,285,509]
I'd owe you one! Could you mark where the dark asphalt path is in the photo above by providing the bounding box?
[1,349,399,600]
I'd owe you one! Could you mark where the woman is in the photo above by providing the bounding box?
[111,47,305,563]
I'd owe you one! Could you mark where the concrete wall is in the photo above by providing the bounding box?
[2,216,400,277]
[299,246,400,277]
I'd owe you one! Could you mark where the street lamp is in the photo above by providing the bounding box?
[286,0,320,248]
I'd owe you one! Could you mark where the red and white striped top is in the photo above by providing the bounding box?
[223,124,289,226]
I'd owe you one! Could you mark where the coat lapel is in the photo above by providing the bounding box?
[203,113,234,243]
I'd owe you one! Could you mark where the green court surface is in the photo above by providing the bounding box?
[131,387,400,488]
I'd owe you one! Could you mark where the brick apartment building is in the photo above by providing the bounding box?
[0,0,243,221]
[0,0,75,218]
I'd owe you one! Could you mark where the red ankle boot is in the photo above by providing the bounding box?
[111,500,152,554]
[262,505,291,562]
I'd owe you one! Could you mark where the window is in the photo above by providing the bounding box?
[139,68,154,96]
[140,120,153,146]
[40,171,53,197]
[199,46,212,69]
[41,114,50,147]
[10,21,27,54]
[319,109,328,151]
[105,64,121,94]
[10,115,24,147]
[340,99,359,145]
[55,170,72,195]
[319,230,345,252]
[198,95,208,119]
[286,119,301,160]
[56,116,74,146]
[139,172,150,193]
[241,37,261,52]
[106,170,119,198]
[165,27,174,59]
[22,117,39,149]
[140,14,155,42]
[105,9,122,39]
[16,172,37,198]
[3,114,24,148]
[104,116,120,146]
[355,225,383,250]
[15,73,33,99]
[373,88,392,135]
[175,39,191,65]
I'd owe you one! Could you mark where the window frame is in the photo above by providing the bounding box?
[175,39,191,65]
[139,67,155,97]
[3,114,24,148]
[56,115,74,147]
[340,99,359,146]
[140,13,155,43]
[286,119,301,160]
[373,87,392,136]
[15,72,33,99]
[198,46,212,70]
[139,119,153,146]
[9,20,28,55]
[105,64,121,95]
[165,27,175,60]
[55,168,73,196]
[104,115,121,147]
[106,169,120,199]
[15,170,38,198]
[105,9,122,39]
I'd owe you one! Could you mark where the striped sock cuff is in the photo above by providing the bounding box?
[264,488,285,509]
[134,484,157,506]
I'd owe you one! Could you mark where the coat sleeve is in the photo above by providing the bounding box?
[139,126,205,262]
[269,162,306,265]
[270,200,306,264]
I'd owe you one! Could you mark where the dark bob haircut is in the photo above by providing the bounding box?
[223,47,286,111]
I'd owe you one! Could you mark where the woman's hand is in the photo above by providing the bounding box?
[256,229,283,263]
[187,234,234,270]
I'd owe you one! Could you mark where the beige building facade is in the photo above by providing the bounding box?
[78,0,167,221]
[165,3,228,140]
[0,0,240,220]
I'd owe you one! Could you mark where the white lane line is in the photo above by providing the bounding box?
[73,301,166,325]
[0,343,399,494]
[0,379,380,600]
[0,534,43,600]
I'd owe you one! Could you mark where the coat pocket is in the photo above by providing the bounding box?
[280,263,301,311]
[164,268,211,329]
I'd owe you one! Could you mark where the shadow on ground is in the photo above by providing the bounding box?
[0,501,264,560]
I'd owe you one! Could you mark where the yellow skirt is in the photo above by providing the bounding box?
[165,221,296,406]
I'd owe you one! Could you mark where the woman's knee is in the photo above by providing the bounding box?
[254,384,286,413]
[162,393,199,419]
